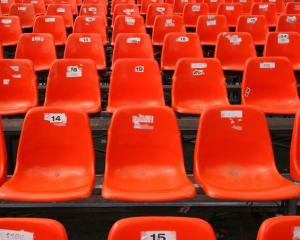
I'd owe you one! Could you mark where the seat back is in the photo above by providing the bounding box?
[55,0,78,14]
[23,0,46,15]
[196,15,229,45]
[173,0,196,15]
[203,0,224,13]
[107,217,216,240]
[161,32,203,70]
[140,0,164,14]
[0,116,6,185]
[0,0,15,15]
[146,3,174,28]
[73,16,107,44]
[183,3,209,27]
[112,4,139,26]
[277,14,300,34]
[0,16,22,46]
[79,4,107,26]
[111,0,135,14]
[46,4,73,27]
[232,0,253,14]
[111,33,154,69]
[9,3,36,28]
[64,33,106,70]
[216,3,244,27]
[83,0,107,6]
[152,15,186,45]
[262,0,285,14]
[15,33,57,71]
[286,2,300,14]
[33,16,67,45]
[236,15,269,45]
[251,3,278,27]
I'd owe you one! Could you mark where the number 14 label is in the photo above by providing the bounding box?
[141,231,176,240]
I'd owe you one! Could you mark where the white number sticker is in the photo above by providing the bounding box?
[127,37,141,43]
[31,0,37,3]
[226,6,234,10]
[66,66,82,77]
[165,19,175,27]
[10,66,19,71]
[18,7,26,10]
[192,5,200,11]
[125,16,135,25]
[1,19,12,24]
[0,230,33,240]
[0,0,8,3]
[45,113,67,124]
[32,36,44,41]
[259,4,268,10]
[156,7,165,13]
[45,18,55,22]
[208,15,215,19]
[123,8,134,15]
[260,62,275,69]
[135,66,144,72]
[176,36,189,42]
[293,227,300,240]
[88,7,96,11]
[57,8,65,12]
[244,87,251,97]
[247,17,257,23]
[287,16,297,23]
[79,37,91,42]
[207,20,216,26]
[193,70,205,75]
[221,111,243,118]
[191,63,207,68]
[3,79,10,85]
[278,33,289,44]
[133,115,154,130]
[141,231,176,240]
[85,17,95,22]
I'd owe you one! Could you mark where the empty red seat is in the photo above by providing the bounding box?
[262,0,285,14]
[0,0,15,15]
[0,115,6,185]
[46,4,73,27]
[111,3,139,27]
[44,59,101,113]
[172,58,230,114]
[0,16,22,46]
[140,0,164,15]
[83,0,107,6]
[64,33,106,70]
[277,14,300,34]
[264,32,300,70]
[102,106,196,201]
[79,4,107,27]
[111,15,146,44]
[242,57,299,114]
[111,33,154,69]
[0,106,96,202]
[23,0,45,15]
[203,0,224,13]
[107,59,165,113]
[9,3,36,28]
[183,3,209,27]
[196,15,229,45]
[173,0,196,15]
[55,0,78,15]
[152,15,186,46]
[286,2,300,14]
[73,16,107,45]
[111,0,135,15]
[251,3,278,27]
[33,16,67,45]
[15,33,57,71]
[146,3,174,28]
[108,217,216,240]
[0,59,38,115]
[194,104,300,200]
[215,32,256,71]
[232,0,253,14]
[236,15,269,45]
[216,3,244,27]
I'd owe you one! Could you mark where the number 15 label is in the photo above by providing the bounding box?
[141,231,176,240]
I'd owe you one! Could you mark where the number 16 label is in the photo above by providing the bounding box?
[141,231,176,240]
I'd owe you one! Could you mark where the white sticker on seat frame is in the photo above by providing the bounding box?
[132,114,154,130]
[45,113,67,125]
[0,229,34,240]
[221,111,243,118]
[141,231,176,240]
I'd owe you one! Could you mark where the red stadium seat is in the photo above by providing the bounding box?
[277,14,300,34]
[183,3,209,28]
[0,0,15,15]
[0,116,6,185]
[46,4,73,27]
[102,106,196,202]
[107,59,165,113]
[111,3,139,27]
[79,4,107,26]
[23,0,46,15]
[194,105,300,200]
[173,0,196,15]
[262,0,285,14]
[0,16,22,46]
[172,58,230,114]
[216,3,244,27]
[140,0,164,15]
[44,59,101,113]
[286,2,300,14]
[251,3,278,27]
[111,0,135,15]
[146,3,174,28]
[55,0,78,15]
[83,0,107,6]
[232,0,253,14]
[242,57,299,114]
[9,3,36,28]
[203,0,224,13]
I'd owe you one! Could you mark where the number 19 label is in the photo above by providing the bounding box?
[135,66,144,72]
[141,231,176,240]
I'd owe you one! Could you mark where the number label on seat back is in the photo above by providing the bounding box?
[57,8,66,12]
[135,66,144,72]
[247,17,257,24]
[0,229,34,240]
[287,16,297,23]
[79,37,91,42]
[141,231,176,240]
[192,5,200,11]
[176,36,189,42]
[45,113,67,125]
[127,37,141,43]
[67,66,82,77]
[278,33,289,44]
[85,17,95,22]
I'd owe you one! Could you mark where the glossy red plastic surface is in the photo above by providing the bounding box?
[161,32,203,71]
[64,33,106,70]
[146,3,174,28]
[0,5,2,15]
[0,107,96,202]
[79,4,107,27]
[232,0,253,14]
[111,4,139,27]
[203,0,224,13]
[152,15,186,46]
[0,117,6,185]
[108,217,216,240]
[216,3,244,27]
[140,0,163,14]
[183,3,209,27]
[73,16,107,44]
[290,110,300,181]
[107,59,165,113]
[173,0,196,15]
[23,0,45,15]
[111,15,146,44]
[277,14,300,34]
[33,16,67,45]
[251,3,278,27]
[0,59,38,115]
[0,0,15,15]
[102,106,196,202]
[215,32,256,71]
[15,33,57,71]
[196,15,229,45]
[83,0,108,6]
[0,16,22,46]
[262,0,285,14]
[9,3,36,28]
[172,58,229,114]
[194,105,300,201]
[55,0,78,14]
[286,2,300,14]
[111,0,135,14]
[46,4,73,27]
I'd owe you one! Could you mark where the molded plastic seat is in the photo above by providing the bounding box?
[0,0,15,15]
[140,0,164,15]
[152,15,186,46]
[79,4,107,26]
[242,57,299,114]
[194,104,300,201]
[46,4,73,27]
[286,2,300,14]
[73,16,107,44]
[203,0,224,13]
[44,59,101,113]
[172,58,230,114]
[23,0,45,15]
[111,33,154,69]
[0,59,38,115]
[236,15,269,45]
[262,0,285,14]
[165,0,173,5]
[0,16,22,46]
[146,3,174,28]
[161,33,203,71]
[55,0,78,15]
[291,110,300,181]
[9,3,36,28]
[102,106,196,202]
[111,0,135,15]
[111,4,139,27]
[251,3,278,27]
[45,0,54,5]
[111,15,146,44]
[232,0,253,14]
[64,33,106,70]
[107,59,165,113]
[15,33,57,71]
[0,116,6,185]
[183,3,209,27]
[0,218,68,240]
[277,14,300,34]
[215,32,256,71]
[196,15,229,45]
[108,217,216,240]
[263,32,300,70]
[83,0,107,6]
[0,107,96,202]
[216,3,244,27]
[257,217,300,240]
[173,0,196,15]
[33,16,67,45]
